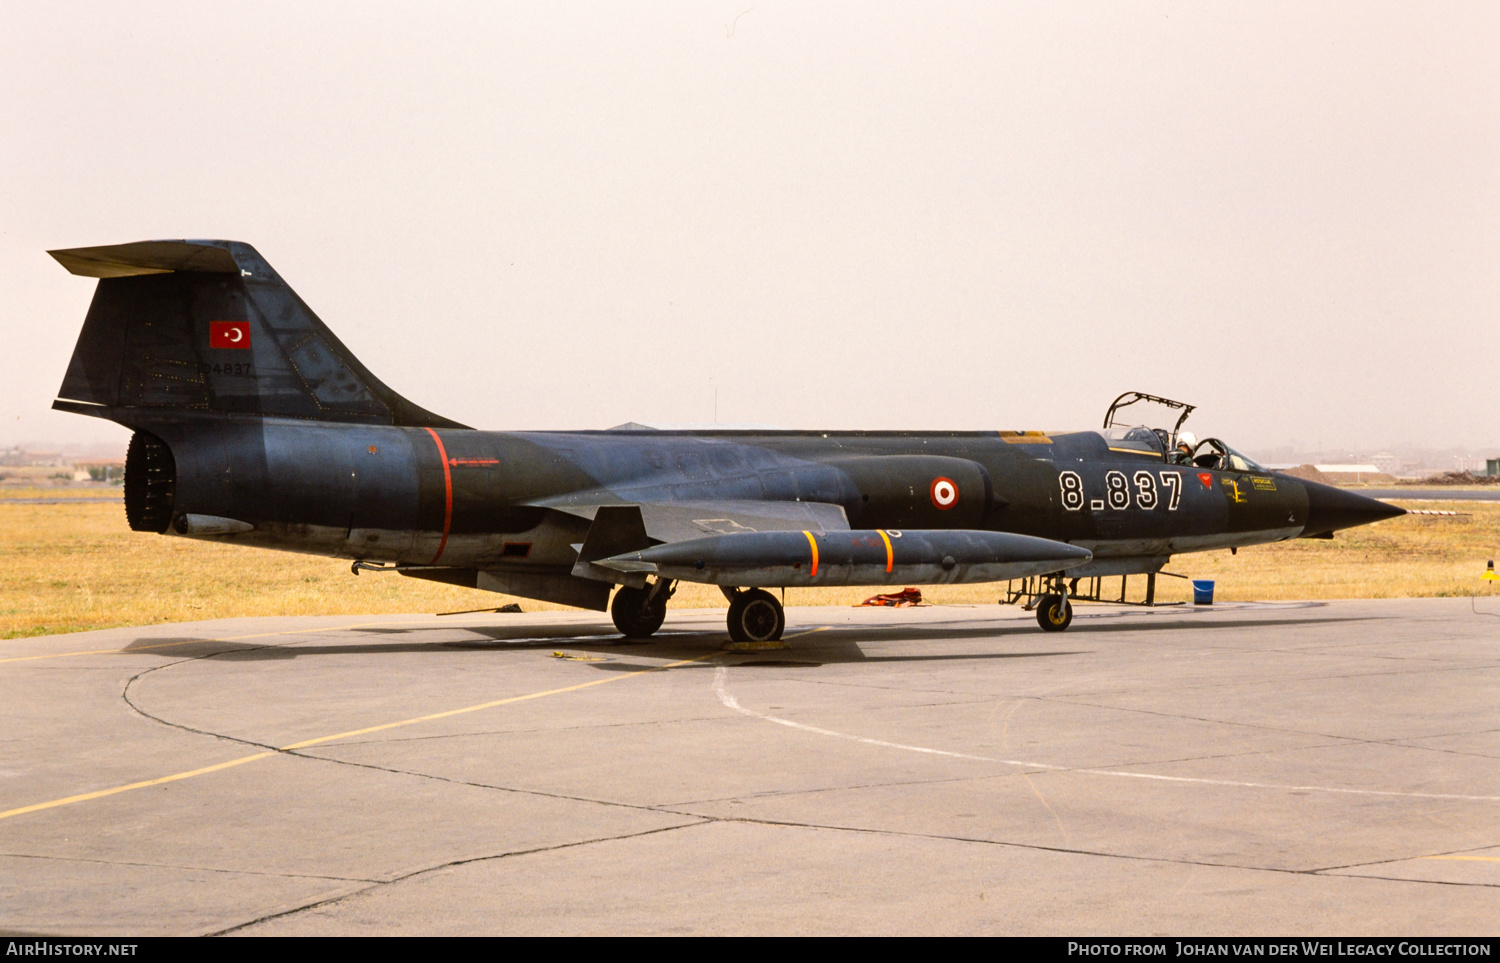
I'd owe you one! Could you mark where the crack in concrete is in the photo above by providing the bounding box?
[1305,842,1500,875]
[209,811,1500,934]
[286,744,703,816]
[208,819,711,935]
[193,786,1500,932]
[100,614,1500,935]
[116,639,732,824]
[669,814,1500,890]
[120,641,321,752]
[180,714,1427,900]
[1310,871,1500,890]
[290,740,1042,815]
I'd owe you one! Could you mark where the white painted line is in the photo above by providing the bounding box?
[711,666,1500,803]
[711,665,990,761]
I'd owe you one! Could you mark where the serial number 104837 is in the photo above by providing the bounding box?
[198,362,254,376]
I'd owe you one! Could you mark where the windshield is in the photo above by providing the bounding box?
[1188,438,1264,472]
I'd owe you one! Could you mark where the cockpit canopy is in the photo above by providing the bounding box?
[1095,427,1265,472]
[1099,426,1166,454]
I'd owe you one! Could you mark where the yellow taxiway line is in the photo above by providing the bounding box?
[0,651,716,822]
[1420,855,1500,863]
[0,753,279,821]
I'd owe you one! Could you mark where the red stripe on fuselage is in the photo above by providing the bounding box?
[424,428,453,564]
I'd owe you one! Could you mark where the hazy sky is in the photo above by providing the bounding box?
[3,2,1496,454]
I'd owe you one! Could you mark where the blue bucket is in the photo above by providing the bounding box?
[1192,579,1215,605]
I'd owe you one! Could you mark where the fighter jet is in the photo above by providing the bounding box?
[48,240,1405,640]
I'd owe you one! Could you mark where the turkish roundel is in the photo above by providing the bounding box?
[1197,472,1214,488]
[209,321,251,349]
[930,476,959,509]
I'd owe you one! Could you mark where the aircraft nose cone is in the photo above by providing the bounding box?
[1301,480,1405,536]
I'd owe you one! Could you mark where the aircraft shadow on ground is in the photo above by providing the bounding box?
[356,622,619,638]
[114,611,1372,665]
[118,629,1081,665]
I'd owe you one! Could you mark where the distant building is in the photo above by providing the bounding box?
[1488,458,1500,477]
[1313,464,1394,484]
[73,459,125,483]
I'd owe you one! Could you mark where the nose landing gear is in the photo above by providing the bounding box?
[1035,575,1073,632]
[1035,593,1073,631]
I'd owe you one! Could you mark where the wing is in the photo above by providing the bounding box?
[532,494,1089,590]
[529,496,851,544]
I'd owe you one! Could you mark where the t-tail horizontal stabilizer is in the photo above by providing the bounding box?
[49,239,464,429]
[596,529,1092,588]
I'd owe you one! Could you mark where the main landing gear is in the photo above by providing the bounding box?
[609,580,788,645]
[611,578,675,638]
[724,588,786,644]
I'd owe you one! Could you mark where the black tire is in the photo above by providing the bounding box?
[727,588,785,643]
[726,591,748,636]
[1036,593,1073,632]
[611,586,667,638]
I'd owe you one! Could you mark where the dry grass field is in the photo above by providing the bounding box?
[1,497,1495,639]
[0,485,124,498]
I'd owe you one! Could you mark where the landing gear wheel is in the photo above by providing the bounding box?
[727,589,785,643]
[1036,593,1073,632]
[611,585,667,638]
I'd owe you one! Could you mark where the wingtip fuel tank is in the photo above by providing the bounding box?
[597,529,1093,588]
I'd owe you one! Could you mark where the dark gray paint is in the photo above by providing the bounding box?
[48,239,1407,611]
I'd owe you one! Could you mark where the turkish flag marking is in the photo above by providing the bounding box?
[1197,472,1214,488]
[209,321,251,349]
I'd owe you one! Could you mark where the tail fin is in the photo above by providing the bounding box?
[50,240,466,428]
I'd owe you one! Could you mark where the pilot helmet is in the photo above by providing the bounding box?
[1177,431,1197,450]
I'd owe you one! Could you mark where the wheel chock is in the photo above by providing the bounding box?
[722,639,791,652]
